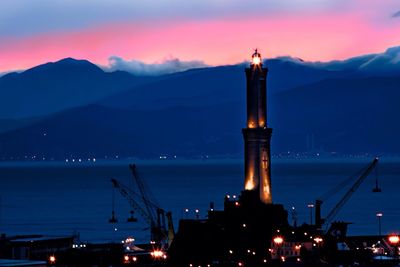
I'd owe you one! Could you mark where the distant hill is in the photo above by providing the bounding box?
[1,47,400,158]
[100,60,344,110]
[270,76,400,153]
[0,116,43,133]
[0,56,341,120]
[0,104,244,159]
[0,58,155,119]
[1,75,400,158]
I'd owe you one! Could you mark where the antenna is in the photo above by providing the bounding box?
[291,206,297,227]
[372,160,381,192]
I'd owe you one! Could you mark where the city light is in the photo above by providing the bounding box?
[273,236,284,245]
[125,237,135,243]
[49,256,56,264]
[389,235,400,245]
[151,250,165,258]
[314,237,323,243]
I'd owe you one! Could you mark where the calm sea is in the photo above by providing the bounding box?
[0,159,399,243]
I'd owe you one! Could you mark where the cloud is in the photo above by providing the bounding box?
[104,56,208,76]
[358,46,400,72]
[305,54,376,71]
[271,46,400,73]
[393,11,400,17]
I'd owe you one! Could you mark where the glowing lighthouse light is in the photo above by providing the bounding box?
[252,49,261,65]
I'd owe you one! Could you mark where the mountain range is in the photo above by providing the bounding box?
[0,58,155,119]
[0,47,399,159]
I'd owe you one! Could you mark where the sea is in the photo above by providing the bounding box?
[0,158,399,244]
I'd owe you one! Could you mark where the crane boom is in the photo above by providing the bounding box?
[111,164,175,245]
[111,178,169,243]
[111,178,153,225]
[316,158,379,229]
[129,164,158,225]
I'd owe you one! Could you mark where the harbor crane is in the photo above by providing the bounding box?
[315,157,380,231]
[110,164,175,247]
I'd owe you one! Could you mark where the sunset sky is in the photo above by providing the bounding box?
[1,0,400,73]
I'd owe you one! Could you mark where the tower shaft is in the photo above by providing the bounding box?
[243,51,272,204]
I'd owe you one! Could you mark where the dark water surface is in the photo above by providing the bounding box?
[0,159,399,243]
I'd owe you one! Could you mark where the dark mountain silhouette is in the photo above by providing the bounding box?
[270,76,400,153]
[0,58,155,119]
[0,57,340,120]
[0,104,244,159]
[100,59,344,110]
[1,75,400,158]
[1,48,400,158]
[0,116,43,133]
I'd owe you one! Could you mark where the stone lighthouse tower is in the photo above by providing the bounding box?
[242,49,273,204]
[168,50,289,267]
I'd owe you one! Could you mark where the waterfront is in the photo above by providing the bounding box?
[0,159,399,243]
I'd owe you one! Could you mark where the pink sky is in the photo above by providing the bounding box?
[1,1,400,73]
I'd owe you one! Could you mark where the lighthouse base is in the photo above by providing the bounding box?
[168,190,289,266]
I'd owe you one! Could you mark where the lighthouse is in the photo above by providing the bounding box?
[242,49,273,204]
[168,50,289,267]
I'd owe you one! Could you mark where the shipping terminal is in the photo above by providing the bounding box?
[1,50,399,266]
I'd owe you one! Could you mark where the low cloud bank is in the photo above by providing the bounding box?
[359,46,400,73]
[105,56,208,76]
[276,46,400,73]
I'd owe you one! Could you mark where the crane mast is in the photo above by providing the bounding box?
[315,157,379,229]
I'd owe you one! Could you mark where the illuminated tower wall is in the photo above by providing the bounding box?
[242,50,272,204]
